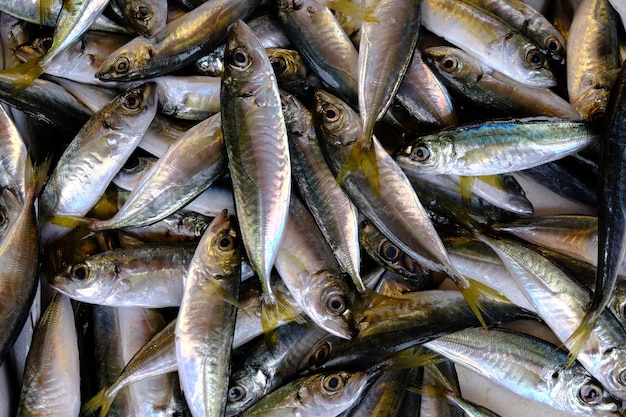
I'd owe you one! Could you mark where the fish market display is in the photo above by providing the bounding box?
[0,1,624,417]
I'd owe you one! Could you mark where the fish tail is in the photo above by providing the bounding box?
[82,387,114,417]
[49,214,94,228]
[1,59,44,92]
[458,278,509,330]
[562,310,597,367]
[385,346,442,371]
[459,176,475,206]
[322,0,380,22]
[337,140,380,197]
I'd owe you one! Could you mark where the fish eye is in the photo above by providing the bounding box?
[309,341,332,368]
[410,145,430,162]
[270,56,288,74]
[70,263,90,281]
[37,37,53,54]
[114,57,131,74]
[525,49,545,69]
[440,56,459,73]
[227,385,247,402]
[618,369,626,385]
[122,92,142,109]
[321,373,344,394]
[379,240,401,262]
[0,210,7,227]
[231,48,251,69]
[321,104,340,123]
[122,155,142,173]
[325,293,347,315]
[217,233,235,251]
[545,37,562,53]
[620,300,626,319]
[578,383,603,405]
[134,6,151,19]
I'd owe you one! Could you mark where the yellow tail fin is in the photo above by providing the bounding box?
[459,176,475,206]
[260,292,301,351]
[561,310,598,367]
[322,0,380,22]
[82,387,114,417]
[1,59,44,92]
[384,346,442,371]
[337,141,380,197]
[458,278,509,330]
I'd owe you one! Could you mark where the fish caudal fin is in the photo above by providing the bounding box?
[562,310,598,367]
[1,59,44,92]
[337,140,380,197]
[82,387,114,417]
[322,0,380,22]
[458,278,509,330]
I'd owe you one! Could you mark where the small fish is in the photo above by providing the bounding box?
[396,118,598,176]
[175,210,241,417]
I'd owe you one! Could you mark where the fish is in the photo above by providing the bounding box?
[175,210,241,417]
[395,118,598,176]
[95,0,261,81]
[17,293,81,416]
[220,20,292,338]
[115,0,167,37]
[38,82,157,245]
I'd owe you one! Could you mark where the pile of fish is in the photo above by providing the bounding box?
[0,0,625,416]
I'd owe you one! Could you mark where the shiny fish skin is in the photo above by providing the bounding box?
[241,371,371,417]
[17,293,80,417]
[421,0,556,87]
[274,196,353,339]
[39,82,157,245]
[313,88,458,279]
[282,91,362,292]
[358,0,421,142]
[96,0,261,81]
[90,111,226,230]
[567,0,621,122]
[423,46,581,119]
[220,21,291,312]
[175,210,240,417]
[424,328,621,416]
[395,118,598,176]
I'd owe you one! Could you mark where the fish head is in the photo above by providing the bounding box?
[302,371,370,412]
[49,258,117,304]
[304,271,353,340]
[201,209,240,278]
[313,89,360,147]
[95,37,156,81]
[225,367,268,417]
[609,282,626,329]
[123,0,167,37]
[548,364,620,415]
[423,46,486,86]
[395,135,450,175]
[222,21,272,96]
[100,83,157,138]
[506,37,556,88]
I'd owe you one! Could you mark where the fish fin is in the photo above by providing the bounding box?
[322,0,380,22]
[205,277,244,310]
[49,214,94,228]
[260,295,279,350]
[0,59,44,92]
[408,364,456,400]
[384,346,442,371]
[458,278,509,330]
[337,141,380,197]
[562,310,598,367]
[459,176,475,206]
[82,387,113,417]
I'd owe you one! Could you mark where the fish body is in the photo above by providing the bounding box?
[421,0,556,87]
[96,0,260,81]
[220,21,291,315]
[39,82,157,245]
[396,118,597,176]
[175,210,241,417]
